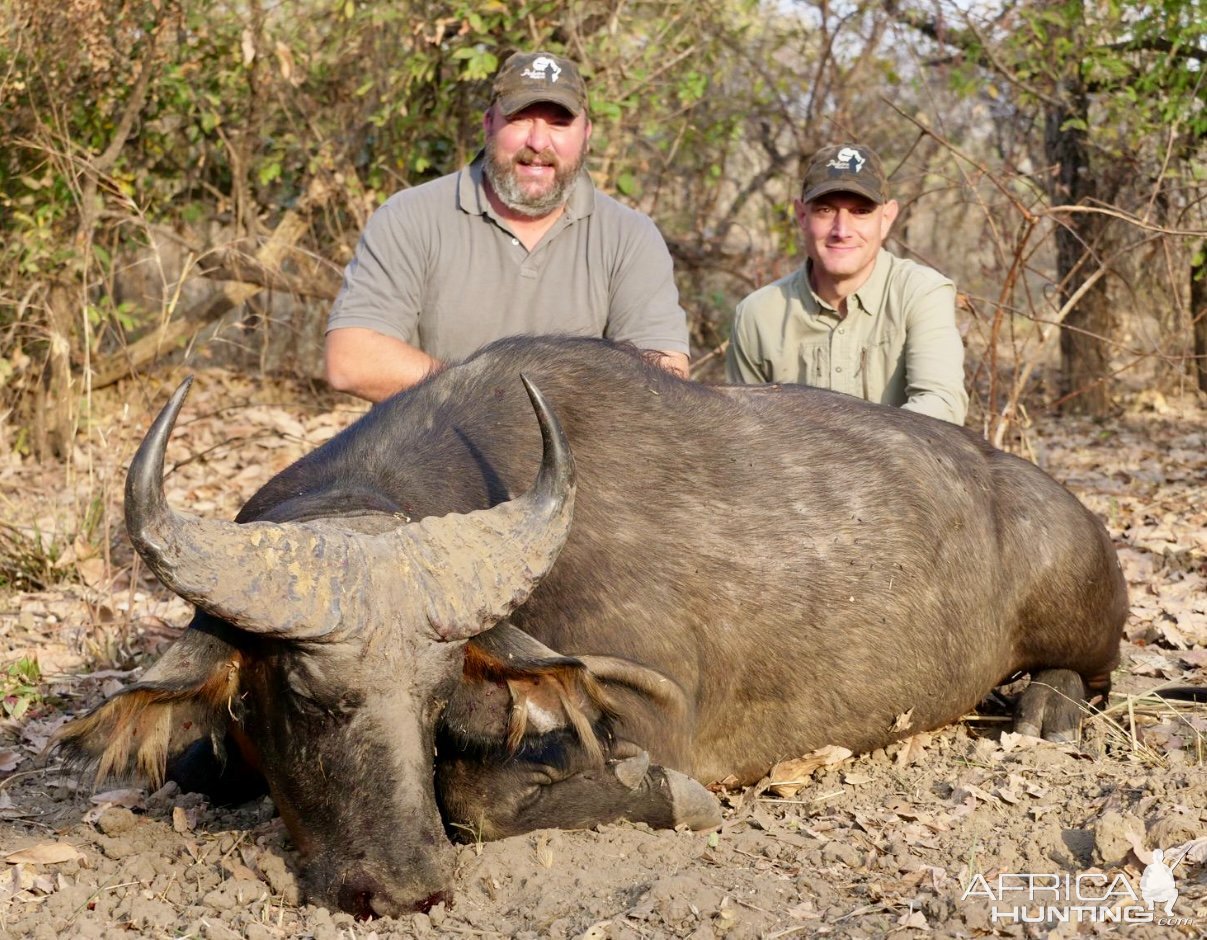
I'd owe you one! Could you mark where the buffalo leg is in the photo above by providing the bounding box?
[438,751,721,841]
[166,734,268,805]
[1013,669,1086,743]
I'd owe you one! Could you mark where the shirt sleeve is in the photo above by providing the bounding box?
[900,279,969,425]
[326,192,426,345]
[725,300,770,384]
[602,213,690,354]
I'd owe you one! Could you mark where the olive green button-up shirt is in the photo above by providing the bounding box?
[725,250,967,425]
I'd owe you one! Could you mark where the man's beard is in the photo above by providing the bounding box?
[484,139,585,218]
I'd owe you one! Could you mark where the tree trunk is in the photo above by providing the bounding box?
[1043,0,1113,416]
[1193,240,1207,393]
[1046,101,1113,415]
[40,282,78,460]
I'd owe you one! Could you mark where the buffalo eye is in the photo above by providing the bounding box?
[283,667,362,719]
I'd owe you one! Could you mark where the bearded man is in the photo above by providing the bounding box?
[325,52,690,401]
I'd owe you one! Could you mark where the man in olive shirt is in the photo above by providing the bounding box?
[727,144,967,425]
[326,51,690,402]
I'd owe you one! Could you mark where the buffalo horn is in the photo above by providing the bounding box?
[124,375,575,641]
[397,374,576,641]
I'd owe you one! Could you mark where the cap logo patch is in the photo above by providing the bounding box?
[522,55,562,83]
[827,147,866,174]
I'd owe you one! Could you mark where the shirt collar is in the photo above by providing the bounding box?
[457,153,491,216]
[803,249,891,317]
[459,151,595,220]
[848,249,891,316]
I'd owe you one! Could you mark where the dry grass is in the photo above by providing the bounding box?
[1089,686,1207,767]
[0,522,68,592]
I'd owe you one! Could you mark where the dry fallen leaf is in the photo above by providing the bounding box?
[4,843,85,865]
[995,784,1021,805]
[221,858,263,883]
[952,782,998,806]
[76,556,110,588]
[83,787,146,824]
[897,906,928,929]
[768,745,853,798]
[90,788,145,809]
[1168,837,1207,865]
[1128,650,1180,678]
[786,900,820,920]
[30,872,58,895]
[889,708,914,733]
[997,731,1042,751]
[893,731,933,767]
[20,716,64,752]
[886,799,923,820]
[901,865,948,890]
[1,864,31,900]
[579,922,612,940]
[535,835,554,869]
[172,805,197,833]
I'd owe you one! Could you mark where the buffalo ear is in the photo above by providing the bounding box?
[48,633,241,790]
[462,623,611,762]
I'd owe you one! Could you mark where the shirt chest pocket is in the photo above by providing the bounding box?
[855,336,900,404]
[794,342,830,387]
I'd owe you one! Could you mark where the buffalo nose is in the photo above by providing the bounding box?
[409,889,451,915]
[335,873,451,919]
[336,874,381,920]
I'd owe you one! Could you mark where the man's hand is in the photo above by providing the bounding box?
[646,349,690,380]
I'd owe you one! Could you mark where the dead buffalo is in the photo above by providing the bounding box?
[54,336,1127,917]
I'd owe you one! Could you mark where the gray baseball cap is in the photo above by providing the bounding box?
[491,52,588,117]
[801,144,888,204]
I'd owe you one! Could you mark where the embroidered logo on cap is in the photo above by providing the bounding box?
[827,147,866,174]
[521,55,562,83]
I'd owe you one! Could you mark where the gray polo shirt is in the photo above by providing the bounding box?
[327,155,689,362]
[726,250,967,424]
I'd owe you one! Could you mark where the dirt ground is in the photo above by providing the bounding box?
[1,371,1205,939]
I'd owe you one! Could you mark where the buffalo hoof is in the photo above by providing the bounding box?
[663,768,722,830]
[1013,669,1086,743]
[166,736,268,805]
[610,752,651,789]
